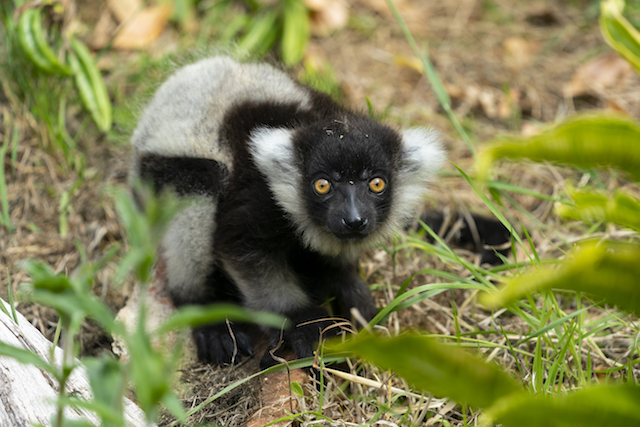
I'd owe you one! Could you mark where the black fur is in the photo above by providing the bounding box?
[131,57,444,367]
[138,154,229,197]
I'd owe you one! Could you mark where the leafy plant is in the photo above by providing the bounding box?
[0,185,288,426]
[231,0,311,66]
[2,0,112,159]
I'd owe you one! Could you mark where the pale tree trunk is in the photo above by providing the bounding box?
[0,298,152,427]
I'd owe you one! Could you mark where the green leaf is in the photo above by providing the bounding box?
[126,328,171,417]
[556,186,640,231]
[476,114,640,182]
[329,332,524,408]
[281,0,310,66]
[480,241,640,315]
[483,384,640,427]
[58,396,124,426]
[156,303,287,334]
[84,355,126,416]
[600,0,640,73]
[69,38,112,132]
[0,342,56,375]
[237,9,279,57]
[161,391,187,421]
[21,259,72,293]
[290,381,304,397]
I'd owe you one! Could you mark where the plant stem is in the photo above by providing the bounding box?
[385,0,476,157]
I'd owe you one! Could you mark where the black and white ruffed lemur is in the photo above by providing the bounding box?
[130,56,446,368]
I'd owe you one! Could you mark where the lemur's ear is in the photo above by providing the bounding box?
[400,127,446,179]
[247,127,304,218]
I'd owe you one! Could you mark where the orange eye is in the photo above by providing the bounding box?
[369,177,386,193]
[314,179,331,195]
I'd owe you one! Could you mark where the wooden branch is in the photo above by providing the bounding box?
[0,298,152,427]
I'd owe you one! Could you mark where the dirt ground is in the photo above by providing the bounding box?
[2,0,640,425]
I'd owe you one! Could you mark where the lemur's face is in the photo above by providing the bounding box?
[306,171,392,241]
[297,120,399,241]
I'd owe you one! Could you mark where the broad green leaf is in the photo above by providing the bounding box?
[483,384,640,427]
[57,396,124,426]
[329,332,524,408]
[480,241,640,315]
[281,0,310,66]
[21,259,72,293]
[156,303,287,334]
[84,355,126,423]
[161,392,187,421]
[556,187,640,231]
[126,314,172,418]
[600,0,640,73]
[290,381,304,397]
[237,9,279,57]
[0,342,56,375]
[476,114,640,182]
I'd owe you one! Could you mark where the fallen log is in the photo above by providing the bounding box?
[0,298,152,427]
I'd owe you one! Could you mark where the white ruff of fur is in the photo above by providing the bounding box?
[387,127,446,236]
[249,126,445,259]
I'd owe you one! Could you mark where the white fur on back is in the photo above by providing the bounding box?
[130,57,312,176]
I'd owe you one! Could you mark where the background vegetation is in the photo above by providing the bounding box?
[1,0,639,426]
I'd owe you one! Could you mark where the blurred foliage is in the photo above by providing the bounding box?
[0,185,287,426]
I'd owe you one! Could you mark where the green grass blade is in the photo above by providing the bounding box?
[411,219,495,286]
[6,268,17,324]
[0,292,11,320]
[371,281,485,327]
[532,336,544,393]
[520,218,540,263]
[514,306,591,347]
[330,332,524,408]
[454,163,533,262]
[157,303,286,334]
[384,0,475,156]
[487,180,563,202]
[0,128,13,231]
[544,320,577,392]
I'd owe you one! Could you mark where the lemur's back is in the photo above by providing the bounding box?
[130,57,313,174]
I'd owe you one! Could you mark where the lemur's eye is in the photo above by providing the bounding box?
[369,177,386,193]
[313,179,331,195]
